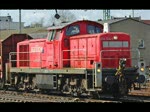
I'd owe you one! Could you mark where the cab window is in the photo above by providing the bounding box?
[54,30,61,40]
[66,25,80,36]
[87,25,101,34]
[103,41,129,48]
[47,30,56,41]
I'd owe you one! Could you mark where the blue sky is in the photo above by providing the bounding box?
[0,9,149,27]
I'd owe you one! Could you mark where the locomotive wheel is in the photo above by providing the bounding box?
[90,91,100,99]
[62,84,71,94]
[72,87,86,97]
[62,84,82,96]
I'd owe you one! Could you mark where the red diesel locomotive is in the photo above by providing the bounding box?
[0,20,146,97]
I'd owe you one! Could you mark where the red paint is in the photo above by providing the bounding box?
[16,20,131,69]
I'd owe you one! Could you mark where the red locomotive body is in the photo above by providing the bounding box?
[17,39,47,68]
[0,20,145,97]
[100,33,131,68]
[17,20,103,69]
[70,33,131,68]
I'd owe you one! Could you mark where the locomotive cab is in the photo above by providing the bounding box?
[46,20,103,68]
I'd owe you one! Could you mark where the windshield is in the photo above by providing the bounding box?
[103,41,129,48]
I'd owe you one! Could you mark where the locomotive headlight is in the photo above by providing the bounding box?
[97,63,101,72]
[113,36,118,40]
[97,69,101,72]
[140,67,144,72]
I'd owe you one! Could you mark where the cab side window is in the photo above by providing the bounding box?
[54,30,61,40]
[87,25,101,34]
[66,25,80,36]
[47,30,56,41]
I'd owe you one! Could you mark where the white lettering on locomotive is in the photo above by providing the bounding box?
[101,37,113,40]
[31,47,43,53]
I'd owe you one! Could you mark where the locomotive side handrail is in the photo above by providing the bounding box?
[62,49,97,68]
[100,48,141,67]
[62,49,87,68]
[100,48,141,60]
[9,52,47,68]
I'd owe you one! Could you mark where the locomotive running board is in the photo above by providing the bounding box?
[10,67,87,74]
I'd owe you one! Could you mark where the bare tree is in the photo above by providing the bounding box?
[39,17,44,26]
[48,10,77,26]
[58,10,76,22]
[30,17,44,28]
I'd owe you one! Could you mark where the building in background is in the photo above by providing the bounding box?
[0,15,24,30]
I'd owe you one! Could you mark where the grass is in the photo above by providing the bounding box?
[0,27,47,40]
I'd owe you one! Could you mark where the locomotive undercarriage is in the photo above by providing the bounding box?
[4,73,90,96]
[58,75,88,96]
[4,73,37,91]
[1,66,142,98]
[3,67,101,97]
[7,73,135,98]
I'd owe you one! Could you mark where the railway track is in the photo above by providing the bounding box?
[0,90,118,103]
[0,90,74,102]
[98,94,150,102]
[0,90,149,103]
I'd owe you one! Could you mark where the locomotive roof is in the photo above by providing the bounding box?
[47,20,102,30]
